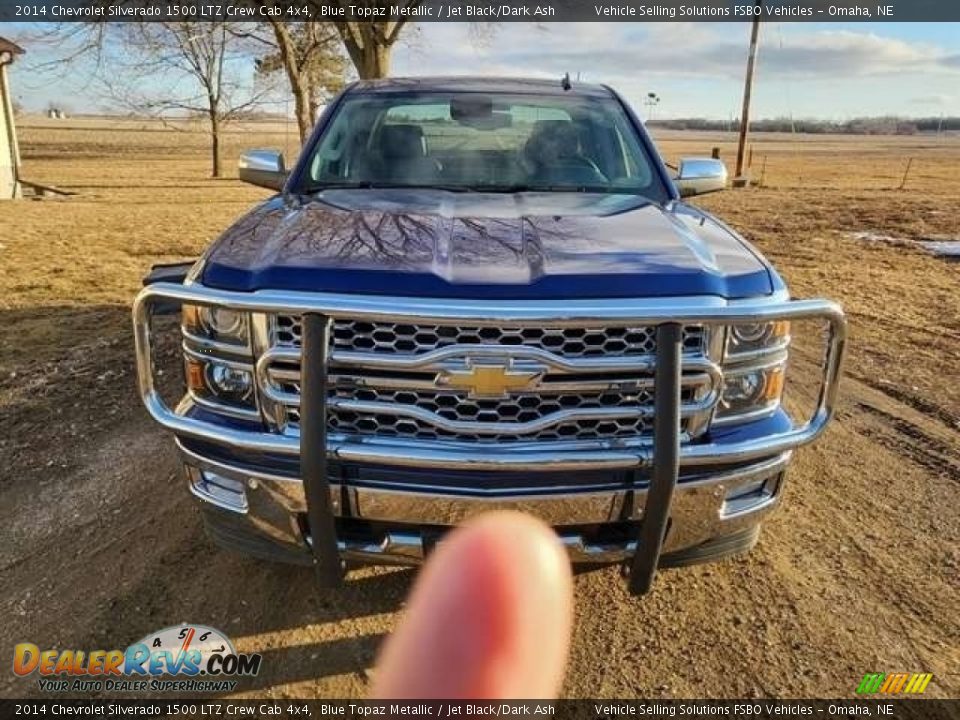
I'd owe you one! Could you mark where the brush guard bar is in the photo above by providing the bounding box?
[133,283,846,594]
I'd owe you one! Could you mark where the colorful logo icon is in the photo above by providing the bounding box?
[856,673,933,695]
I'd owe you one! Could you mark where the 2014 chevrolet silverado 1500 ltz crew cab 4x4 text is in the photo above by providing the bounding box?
[133,77,846,595]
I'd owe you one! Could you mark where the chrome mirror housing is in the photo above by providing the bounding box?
[239,149,288,191]
[675,158,728,198]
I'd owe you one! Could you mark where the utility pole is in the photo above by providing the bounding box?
[735,0,762,186]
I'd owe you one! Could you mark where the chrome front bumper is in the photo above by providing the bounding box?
[179,441,791,566]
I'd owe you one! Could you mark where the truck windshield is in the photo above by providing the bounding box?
[300,92,665,199]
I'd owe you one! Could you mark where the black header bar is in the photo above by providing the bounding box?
[0,699,957,719]
[1,0,959,23]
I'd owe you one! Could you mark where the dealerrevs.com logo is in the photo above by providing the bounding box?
[13,624,262,693]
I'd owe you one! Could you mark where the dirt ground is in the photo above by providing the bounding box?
[0,118,957,700]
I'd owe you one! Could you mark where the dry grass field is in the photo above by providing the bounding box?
[0,117,958,700]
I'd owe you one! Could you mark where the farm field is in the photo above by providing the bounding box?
[0,118,958,699]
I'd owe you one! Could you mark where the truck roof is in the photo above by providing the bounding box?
[348,76,614,98]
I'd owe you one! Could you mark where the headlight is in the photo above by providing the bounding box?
[207,364,254,402]
[182,305,249,346]
[186,358,255,407]
[716,320,790,423]
[716,363,785,420]
[726,321,789,359]
[181,304,255,415]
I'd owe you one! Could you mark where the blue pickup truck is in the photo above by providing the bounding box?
[134,77,846,594]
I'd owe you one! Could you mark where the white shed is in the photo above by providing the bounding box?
[0,37,24,200]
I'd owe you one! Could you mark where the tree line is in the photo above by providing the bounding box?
[648,116,960,135]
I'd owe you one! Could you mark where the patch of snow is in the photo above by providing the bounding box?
[920,241,960,259]
[847,231,904,244]
[846,231,960,262]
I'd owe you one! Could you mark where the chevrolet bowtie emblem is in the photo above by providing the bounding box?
[436,362,545,399]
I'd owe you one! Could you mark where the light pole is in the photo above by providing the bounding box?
[735,0,762,186]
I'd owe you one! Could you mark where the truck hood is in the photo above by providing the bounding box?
[201,189,774,299]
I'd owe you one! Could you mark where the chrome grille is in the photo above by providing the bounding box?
[265,315,717,445]
[280,384,700,442]
[275,315,707,357]
[299,409,657,443]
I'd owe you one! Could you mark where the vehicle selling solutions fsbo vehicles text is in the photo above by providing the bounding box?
[594,4,841,17]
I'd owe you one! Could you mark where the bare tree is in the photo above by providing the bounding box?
[35,20,271,177]
[237,21,346,145]
[327,0,424,79]
[262,22,345,143]
[326,5,505,80]
[103,22,272,177]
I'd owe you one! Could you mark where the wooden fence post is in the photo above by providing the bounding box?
[899,158,914,190]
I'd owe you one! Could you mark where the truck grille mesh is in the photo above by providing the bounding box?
[311,409,654,443]
[275,316,707,358]
[268,316,710,444]
[281,385,699,442]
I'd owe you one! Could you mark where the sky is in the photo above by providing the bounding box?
[4,21,959,119]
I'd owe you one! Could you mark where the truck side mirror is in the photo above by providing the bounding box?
[239,149,288,191]
[675,158,728,198]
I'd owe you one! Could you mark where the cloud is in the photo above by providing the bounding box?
[395,24,960,82]
[387,23,960,120]
[755,30,960,77]
[911,93,954,106]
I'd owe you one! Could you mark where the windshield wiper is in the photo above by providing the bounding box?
[470,184,644,195]
[301,181,650,198]
[301,181,476,194]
